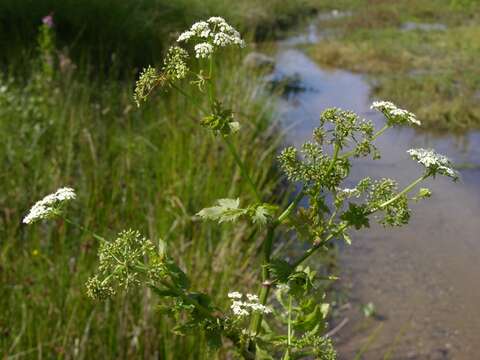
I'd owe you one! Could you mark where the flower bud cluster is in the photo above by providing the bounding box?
[163,46,189,80]
[87,229,159,300]
[133,66,167,107]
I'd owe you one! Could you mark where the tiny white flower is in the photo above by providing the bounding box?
[194,43,214,58]
[337,187,359,198]
[190,21,210,36]
[179,18,245,51]
[208,16,226,25]
[228,291,243,299]
[228,291,272,317]
[213,32,232,46]
[177,30,195,42]
[407,148,458,180]
[231,302,249,317]
[54,187,76,201]
[371,100,421,126]
[245,301,272,314]
[23,187,76,224]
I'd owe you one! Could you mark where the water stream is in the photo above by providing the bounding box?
[271,19,480,360]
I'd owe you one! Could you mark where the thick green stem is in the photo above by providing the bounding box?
[326,143,340,175]
[248,188,305,341]
[249,225,275,338]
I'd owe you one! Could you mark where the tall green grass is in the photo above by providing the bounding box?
[0,47,287,358]
[0,0,318,70]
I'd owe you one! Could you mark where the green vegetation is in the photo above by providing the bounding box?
[0,10,291,359]
[309,0,480,131]
[0,1,465,359]
[0,0,318,70]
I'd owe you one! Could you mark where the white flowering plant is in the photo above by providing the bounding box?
[24,17,459,359]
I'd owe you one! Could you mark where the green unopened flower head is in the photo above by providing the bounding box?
[163,46,189,80]
[87,229,157,300]
[134,66,167,107]
[86,275,115,300]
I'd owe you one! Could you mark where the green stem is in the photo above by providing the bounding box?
[326,143,340,175]
[169,81,208,114]
[286,295,292,357]
[208,55,215,105]
[248,188,305,340]
[249,225,275,337]
[276,189,305,225]
[378,175,426,209]
[223,136,262,202]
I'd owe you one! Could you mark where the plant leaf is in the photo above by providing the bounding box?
[196,198,246,223]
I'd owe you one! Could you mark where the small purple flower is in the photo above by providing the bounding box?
[42,13,54,28]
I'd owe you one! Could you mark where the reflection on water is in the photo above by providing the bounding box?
[273,25,480,360]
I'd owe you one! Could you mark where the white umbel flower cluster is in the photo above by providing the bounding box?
[407,148,458,180]
[23,187,76,224]
[194,43,214,59]
[177,17,245,59]
[228,291,272,317]
[371,101,421,126]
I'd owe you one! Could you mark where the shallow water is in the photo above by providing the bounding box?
[272,19,480,360]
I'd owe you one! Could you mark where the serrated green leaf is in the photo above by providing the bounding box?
[269,258,294,283]
[196,198,246,223]
[205,327,222,349]
[252,204,277,225]
[165,259,190,289]
[340,203,370,230]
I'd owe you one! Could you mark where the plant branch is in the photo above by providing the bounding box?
[223,136,262,202]
[276,188,305,225]
[62,217,105,242]
[289,174,427,270]
[378,175,426,209]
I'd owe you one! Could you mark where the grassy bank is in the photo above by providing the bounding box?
[0,52,286,358]
[0,0,319,71]
[0,1,313,355]
[308,0,480,132]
